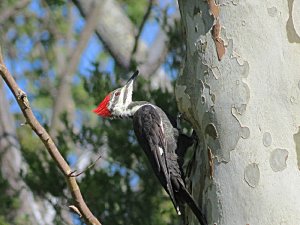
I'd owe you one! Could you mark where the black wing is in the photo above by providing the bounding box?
[132,105,178,211]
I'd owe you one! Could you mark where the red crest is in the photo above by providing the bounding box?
[92,93,112,117]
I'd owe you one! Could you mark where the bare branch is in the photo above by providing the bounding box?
[69,205,82,217]
[50,2,101,133]
[0,51,102,225]
[130,0,153,62]
[73,0,145,69]
[72,0,174,90]
[69,154,102,177]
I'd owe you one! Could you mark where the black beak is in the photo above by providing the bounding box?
[126,70,139,84]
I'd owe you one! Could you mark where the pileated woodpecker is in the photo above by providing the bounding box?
[93,71,207,225]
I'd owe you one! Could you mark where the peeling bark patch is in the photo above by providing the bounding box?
[175,84,192,116]
[207,0,225,61]
[241,127,250,139]
[202,82,215,112]
[244,163,260,188]
[267,7,278,17]
[211,66,221,80]
[293,127,300,170]
[233,104,247,115]
[196,37,207,54]
[207,0,220,17]
[203,48,250,162]
[205,123,218,139]
[292,0,300,37]
[269,149,288,172]
[263,132,272,147]
[231,0,239,5]
[212,20,226,61]
[286,0,300,43]
[208,147,214,179]
[290,96,296,104]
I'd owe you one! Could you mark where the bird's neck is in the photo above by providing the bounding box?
[117,101,152,118]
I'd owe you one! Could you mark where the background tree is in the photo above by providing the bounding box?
[0,0,187,224]
[176,0,300,224]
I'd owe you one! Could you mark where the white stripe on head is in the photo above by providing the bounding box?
[124,80,134,106]
[118,85,127,106]
[158,147,164,156]
[109,80,134,117]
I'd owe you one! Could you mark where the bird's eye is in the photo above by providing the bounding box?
[115,91,121,96]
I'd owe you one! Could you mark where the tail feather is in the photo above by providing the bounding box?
[181,187,207,225]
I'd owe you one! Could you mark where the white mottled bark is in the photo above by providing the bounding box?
[176,0,300,224]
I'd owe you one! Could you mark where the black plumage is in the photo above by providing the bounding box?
[93,70,207,225]
[133,105,207,225]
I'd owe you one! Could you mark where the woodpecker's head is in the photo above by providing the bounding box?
[93,70,139,118]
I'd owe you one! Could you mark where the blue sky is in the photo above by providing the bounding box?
[2,0,180,151]
[1,1,178,223]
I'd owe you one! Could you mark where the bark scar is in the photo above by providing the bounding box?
[207,0,219,17]
[17,88,30,109]
[208,147,215,179]
[212,19,225,61]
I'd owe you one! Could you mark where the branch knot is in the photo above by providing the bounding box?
[17,88,30,109]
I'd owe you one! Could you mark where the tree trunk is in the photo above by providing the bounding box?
[73,0,173,90]
[72,0,146,69]
[50,2,100,134]
[176,0,300,224]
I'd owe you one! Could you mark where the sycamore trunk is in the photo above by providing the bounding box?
[176,1,300,224]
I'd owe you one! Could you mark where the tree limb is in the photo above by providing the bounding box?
[72,0,146,69]
[72,0,174,90]
[0,50,101,225]
[130,0,153,62]
[50,1,101,133]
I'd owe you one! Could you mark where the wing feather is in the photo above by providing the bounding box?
[133,105,178,210]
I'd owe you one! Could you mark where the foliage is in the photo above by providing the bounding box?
[117,0,148,25]
[0,174,21,224]
[71,65,179,225]
[0,0,183,224]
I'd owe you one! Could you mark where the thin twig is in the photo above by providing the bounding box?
[69,154,102,177]
[130,0,153,64]
[0,49,101,225]
[69,205,82,217]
